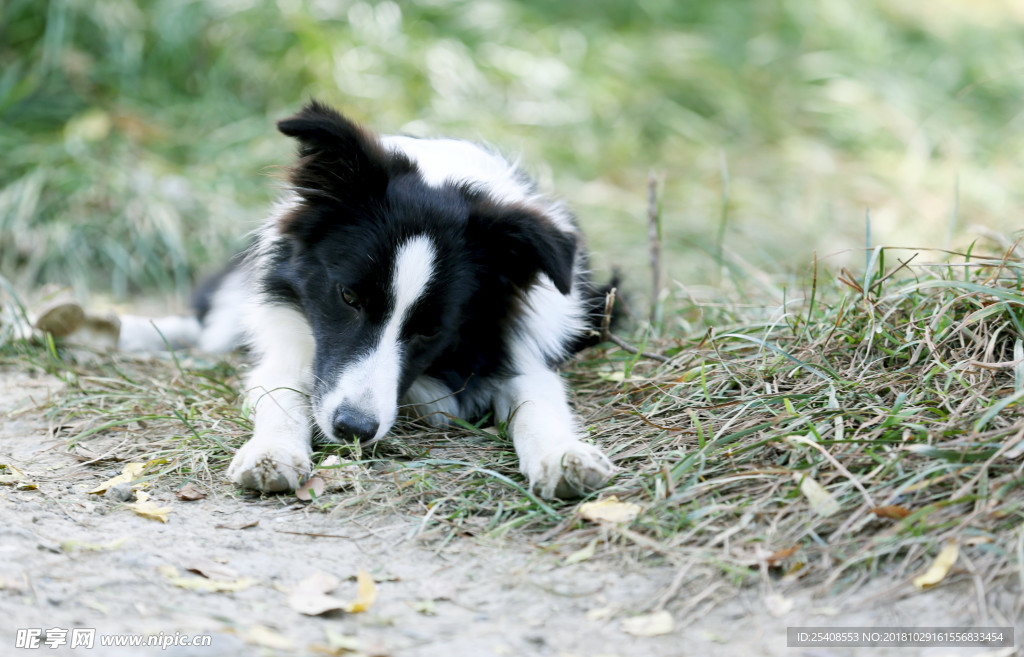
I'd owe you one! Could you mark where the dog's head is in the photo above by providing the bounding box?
[263,101,577,444]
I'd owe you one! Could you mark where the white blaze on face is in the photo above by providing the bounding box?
[315,235,437,442]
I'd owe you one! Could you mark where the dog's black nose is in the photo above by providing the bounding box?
[332,407,379,442]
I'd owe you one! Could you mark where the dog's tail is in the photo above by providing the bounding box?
[569,270,624,354]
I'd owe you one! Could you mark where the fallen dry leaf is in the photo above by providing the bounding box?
[238,625,293,650]
[765,546,799,566]
[127,491,171,523]
[89,462,146,495]
[33,300,85,337]
[913,540,959,590]
[349,569,378,612]
[60,537,128,553]
[287,571,343,616]
[564,538,598,565]
[0,464,26,485]
[794,473,840,517]
[872,505,912,520]
[323,627,364,654]
[65,313,120,351]
[175,483,207,501]
[288,569,377,616]
[621,610,675,637]
[316,457,368,494]
[764,592,794,617]
[158,565,257,593]
[296,476,325,501]
[0,464,37,490]
[578,496,641,524]
[186,558,239,581]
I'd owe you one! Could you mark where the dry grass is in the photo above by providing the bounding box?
[3,241,1024,609]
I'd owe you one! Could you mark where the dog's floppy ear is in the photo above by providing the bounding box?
[467,201,577,295]
[277,100,412,210]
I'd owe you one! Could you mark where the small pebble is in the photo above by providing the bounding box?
[104,483,137,502]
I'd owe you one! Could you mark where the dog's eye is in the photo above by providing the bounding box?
[340,286,360,308]
[413,328,440,344]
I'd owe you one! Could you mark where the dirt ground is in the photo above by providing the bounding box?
[1,369,1019,657]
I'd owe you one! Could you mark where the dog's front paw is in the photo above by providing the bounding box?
[227,440,311,493]
[526,442,617,500]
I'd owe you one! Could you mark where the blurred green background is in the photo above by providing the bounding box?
[3,0,1024,306]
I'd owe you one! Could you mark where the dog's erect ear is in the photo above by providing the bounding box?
[467,202,577,295]
[277,101,413,209]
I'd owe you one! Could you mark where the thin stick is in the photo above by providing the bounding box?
[647,172,662,325]
[716,152,730,284]
[607,332,669,363]
[601,288,668,363]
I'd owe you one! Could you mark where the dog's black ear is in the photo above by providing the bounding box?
[277,101,412,211]
[467,201,577,295]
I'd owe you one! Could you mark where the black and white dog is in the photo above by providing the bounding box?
[119,101,617,499]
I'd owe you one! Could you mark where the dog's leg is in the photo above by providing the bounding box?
[493,366,616,499]
[117,315,202,352]
[227,372,312,492]
[226,307,314,493]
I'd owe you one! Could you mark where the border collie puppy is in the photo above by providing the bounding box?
[120,101,617,499]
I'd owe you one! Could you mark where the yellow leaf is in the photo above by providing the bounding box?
[348,569,377,613]
[0,464,36,489]
[239,625,293,650]
[288,569,377,616]
[622,610,675,637]
[60,537,128,552]
[913,540,958,590]
[564,538,598,565]
[578,496,641,524]
[127,491,171,523]
[88,462,146,494]
[159,565,257,593]
[794,473,840,517]
[0,464,26,485]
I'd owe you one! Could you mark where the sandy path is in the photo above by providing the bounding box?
[1,369,1017,657]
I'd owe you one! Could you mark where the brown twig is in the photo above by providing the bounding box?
[606,332,669,363]
[600,287,669,362]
